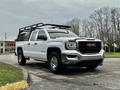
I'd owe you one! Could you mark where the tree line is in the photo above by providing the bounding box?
[66,7,120,52]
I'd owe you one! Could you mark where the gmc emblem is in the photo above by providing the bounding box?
[87,43,96,47]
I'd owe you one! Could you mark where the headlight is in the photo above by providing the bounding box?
[65,41,77,50]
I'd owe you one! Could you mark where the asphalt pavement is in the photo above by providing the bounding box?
[0,54,120,90]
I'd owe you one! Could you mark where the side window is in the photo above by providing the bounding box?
[17,31,30,41]
[37,30,47,40]
[30,31,37,41]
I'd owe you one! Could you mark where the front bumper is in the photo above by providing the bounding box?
[61,49,104,65]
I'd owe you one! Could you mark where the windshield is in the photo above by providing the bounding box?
[48,30,78,39]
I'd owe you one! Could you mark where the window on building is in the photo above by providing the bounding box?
[5,49,7,52]
[1,48,3,53]
[1,43,3,46]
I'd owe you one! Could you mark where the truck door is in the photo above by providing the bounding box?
[35,30,47,60]
[24,30,38,57]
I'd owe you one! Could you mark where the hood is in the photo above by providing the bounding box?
[50,37,101,42]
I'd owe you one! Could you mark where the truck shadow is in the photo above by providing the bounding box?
[23,61,103,76]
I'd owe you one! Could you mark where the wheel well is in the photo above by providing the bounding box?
[47,47,61,59]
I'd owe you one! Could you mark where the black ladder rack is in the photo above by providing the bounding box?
[19,23,71,32]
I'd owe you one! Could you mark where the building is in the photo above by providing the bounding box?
[0,41,15,54]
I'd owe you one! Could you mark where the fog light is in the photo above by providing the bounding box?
[67,55,77,58]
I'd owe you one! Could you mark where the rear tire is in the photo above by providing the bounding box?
[17,49,26,65]
[48,52,62,73]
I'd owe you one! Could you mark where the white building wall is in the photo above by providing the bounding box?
[0,41,5,53]
[0,41,15,54]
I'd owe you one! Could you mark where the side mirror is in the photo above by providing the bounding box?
[37,35,47,40]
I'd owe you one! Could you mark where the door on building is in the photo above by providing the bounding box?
[1,48,3,53]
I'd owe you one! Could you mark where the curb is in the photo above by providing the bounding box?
[4,63,29,82]
[26,72,43,86]
[20,67,29,81]
[15,66,31,86]
[12,65,29,82]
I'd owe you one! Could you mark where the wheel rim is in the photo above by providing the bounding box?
[50,56,58,71]
[18,54,22,64]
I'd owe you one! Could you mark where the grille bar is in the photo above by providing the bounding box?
[78,41,101,54]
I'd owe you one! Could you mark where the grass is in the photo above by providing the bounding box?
[105,52,120,58]
[0,62,23,86]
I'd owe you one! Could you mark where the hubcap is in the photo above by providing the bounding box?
[50,56,58,71]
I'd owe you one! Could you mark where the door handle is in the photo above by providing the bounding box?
[34,43,38,45]
[27,43,30,45]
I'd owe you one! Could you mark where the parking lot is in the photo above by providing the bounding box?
[0,54,120,90]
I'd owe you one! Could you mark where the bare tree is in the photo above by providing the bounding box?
[82,7,120,52]
[66,18,80,36]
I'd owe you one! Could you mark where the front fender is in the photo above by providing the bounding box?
[47,41,65,51]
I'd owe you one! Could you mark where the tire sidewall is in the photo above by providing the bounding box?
[17,49,26,65]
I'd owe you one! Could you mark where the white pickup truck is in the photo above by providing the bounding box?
[15,23,104,73]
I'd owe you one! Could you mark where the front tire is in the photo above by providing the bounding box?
[17,49,26,65]
[48,52,62,73]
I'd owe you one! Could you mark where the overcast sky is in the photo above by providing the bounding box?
[0,0,120,40]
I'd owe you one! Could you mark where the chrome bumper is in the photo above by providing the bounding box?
[61,49,104,64]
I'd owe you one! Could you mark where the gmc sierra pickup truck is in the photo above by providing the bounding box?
[15,23,104,73]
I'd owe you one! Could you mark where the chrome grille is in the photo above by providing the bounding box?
[78,41,101,54]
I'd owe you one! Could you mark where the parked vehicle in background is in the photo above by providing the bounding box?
[15,23,104,73]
